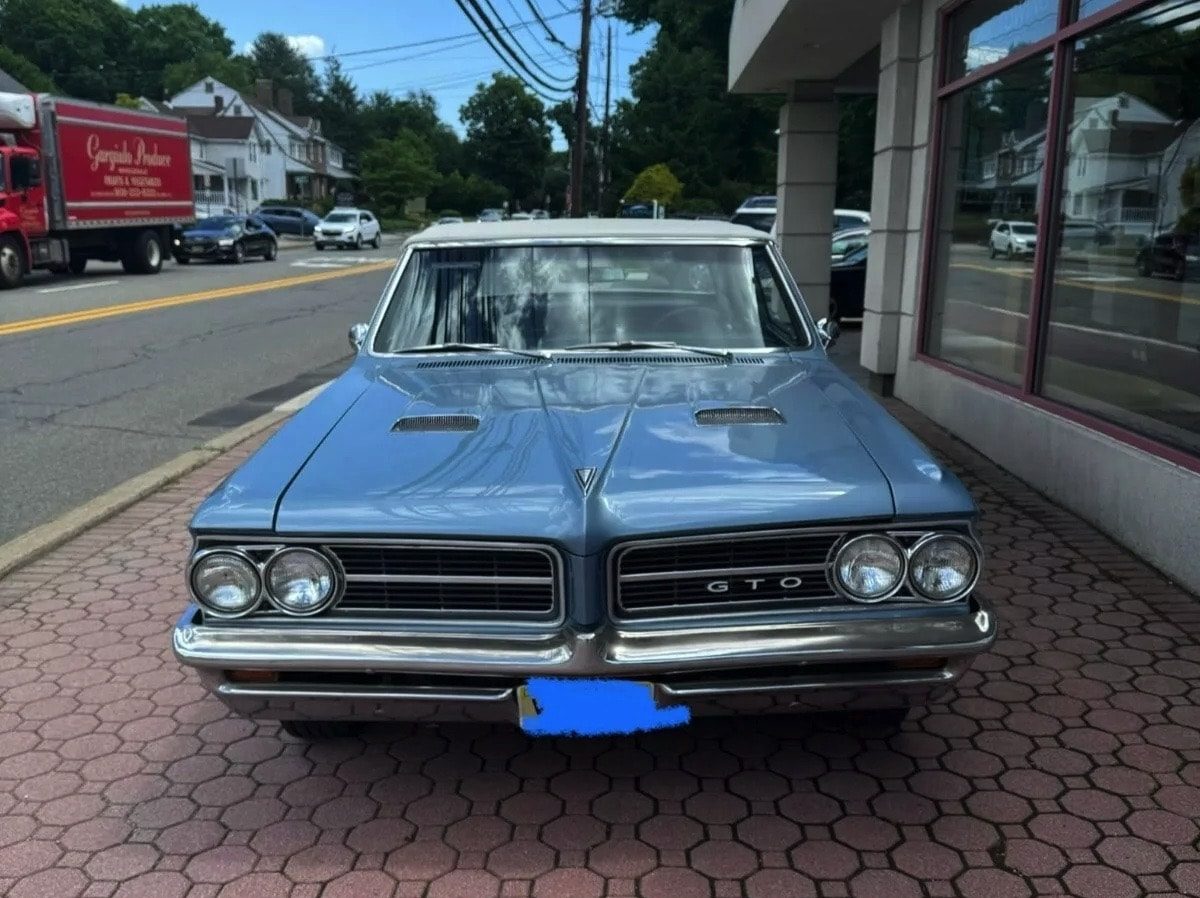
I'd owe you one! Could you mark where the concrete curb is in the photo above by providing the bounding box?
[0,407,291,581]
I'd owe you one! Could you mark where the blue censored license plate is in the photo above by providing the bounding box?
[517,678,690,736]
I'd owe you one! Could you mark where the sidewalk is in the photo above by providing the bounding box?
[1,354,1199,898]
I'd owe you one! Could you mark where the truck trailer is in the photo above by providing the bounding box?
[0,91,195,288]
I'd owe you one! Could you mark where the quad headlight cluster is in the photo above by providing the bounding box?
[833,532,981,605]
[188,547,341,618]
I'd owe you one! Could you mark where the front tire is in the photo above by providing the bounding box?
[0,236,23,289]
[264,240,278,261]
[175,255,190,265]
[371,234,381,249]
[1174,260,1187,282]
[1137,254,1153,277]
[68,255,87,275]
[231,242,245,265]
[354,234,362,250]
[280,720,360,740]
[314,243,325,251]
[989,243,997,259]
[1006,244,1015,261]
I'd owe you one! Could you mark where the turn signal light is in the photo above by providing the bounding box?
[226,669,279,683]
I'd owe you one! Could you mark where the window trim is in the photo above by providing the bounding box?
[916,0,1200,473]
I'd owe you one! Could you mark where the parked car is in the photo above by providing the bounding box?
[173,215,278,264]
[831,227,870,262]
[731,198,776,232]
[436,215,465,225]
[830,243,868,320]
[1136,230,1198,281]
[989,221,1038,259]
[510,211,533,221]
[314,208,382,250]
[478,208,505,222]
[173,218,995,741]
[765,209,873,243]
[254,205,321,237]
[531,209,551,220]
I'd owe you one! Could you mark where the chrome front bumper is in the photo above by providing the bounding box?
[173,601,995,722]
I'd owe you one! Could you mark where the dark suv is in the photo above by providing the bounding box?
[1137,231,1198,281]
[253,206,321,237]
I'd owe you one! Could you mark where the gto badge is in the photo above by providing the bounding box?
[706,576,804,593]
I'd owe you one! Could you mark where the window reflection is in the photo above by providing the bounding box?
[1040,0,1200,452]
[926,54,1052,383]
[948,0,1058,79]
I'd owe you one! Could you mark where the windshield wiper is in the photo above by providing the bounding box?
[394,343,549,361]
[563,340,732,361]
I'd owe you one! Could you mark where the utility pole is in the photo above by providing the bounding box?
[597,19,611,215]
[570,0,592,218]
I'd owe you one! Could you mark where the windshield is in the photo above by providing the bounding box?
[196,217,240,230]
[731,211,776,232]
[374,243,808,353]
[1010,223,1036,235]
[324,213,355,223]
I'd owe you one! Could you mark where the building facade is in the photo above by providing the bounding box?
[730,0,1200,592]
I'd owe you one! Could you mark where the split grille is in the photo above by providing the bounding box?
[326,543,559,619]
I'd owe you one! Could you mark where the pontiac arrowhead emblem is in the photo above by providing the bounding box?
[574,467,597,494]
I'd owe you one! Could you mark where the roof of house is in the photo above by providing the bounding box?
[0,68,28,93]
[174,105,219,117]
[408,219,771,245]
[188,115,255,140]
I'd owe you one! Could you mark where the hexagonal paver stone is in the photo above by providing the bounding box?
[533,868,605,898]
[588,838,657,878]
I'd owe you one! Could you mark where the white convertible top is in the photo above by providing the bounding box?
[407,218,769,244]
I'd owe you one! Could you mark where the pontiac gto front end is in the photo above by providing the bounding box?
[173,220,995,738]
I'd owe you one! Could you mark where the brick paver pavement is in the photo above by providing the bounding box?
[1,400,1199,898]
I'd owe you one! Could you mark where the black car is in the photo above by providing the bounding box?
[1136,231,1197,281]
[830,243,868,320]
[253,206,321,236]
[174,216,278,264]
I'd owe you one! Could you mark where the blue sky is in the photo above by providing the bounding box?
[124,1,655,138]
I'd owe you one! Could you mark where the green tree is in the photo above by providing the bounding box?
[316,58,361,159]
[0,46,58,93]
[837,96,877,209]
[113,93,141,109]
[428,171,509,216]
[460,74,552,205]
[361,90,461,175]
[127,3,234,99]
[249,32,321,114]
[0,0,132,100]
[360,131,438,217]
[623,163,683,205]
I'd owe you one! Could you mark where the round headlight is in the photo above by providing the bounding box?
[909,535,978,602]
[264,548,338,615]
[190,551,261,616]
[834,535,905,602]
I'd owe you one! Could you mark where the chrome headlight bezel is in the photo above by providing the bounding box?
[907,532,982,603]
[832,534,907,603]
[188,548,263,619]
[262,547,342,616]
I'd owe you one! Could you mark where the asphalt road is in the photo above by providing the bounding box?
[0,242,399,545]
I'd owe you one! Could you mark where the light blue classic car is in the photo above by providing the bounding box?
[173,219,994,740]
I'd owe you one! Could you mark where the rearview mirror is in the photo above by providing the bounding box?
[348,322,369,352]
[816,317,840,349]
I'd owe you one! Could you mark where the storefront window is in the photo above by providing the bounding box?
[947,0,1059,79]
[926,54,1052,384]
[1039,0,1200,452]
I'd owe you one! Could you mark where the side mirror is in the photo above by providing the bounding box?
[816,317,840,349]
[348,322,369,352]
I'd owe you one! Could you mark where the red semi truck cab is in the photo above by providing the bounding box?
[0,91,195,289]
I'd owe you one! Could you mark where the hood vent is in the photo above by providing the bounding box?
[695,407,785,426]
[557,354,765,366]
[416,358,537,369]
[393,414,480,433]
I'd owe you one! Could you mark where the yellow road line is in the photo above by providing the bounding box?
[0,261,395,338]
[949,262,1200,308]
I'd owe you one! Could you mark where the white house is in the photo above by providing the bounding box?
[169,77,353,202]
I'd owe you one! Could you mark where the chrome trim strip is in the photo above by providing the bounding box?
[619,562,827,582]
[657,669,957,698]
[216,683,514,703]
[343,574,553,586]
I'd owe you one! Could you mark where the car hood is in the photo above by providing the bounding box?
[192,356,975,553]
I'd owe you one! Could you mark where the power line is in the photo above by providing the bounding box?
[472,0,576,88]
[454,0,574,101]
[522,0,577,57]
[306,8,579,62]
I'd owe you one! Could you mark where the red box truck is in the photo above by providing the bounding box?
[0,91,195,289]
